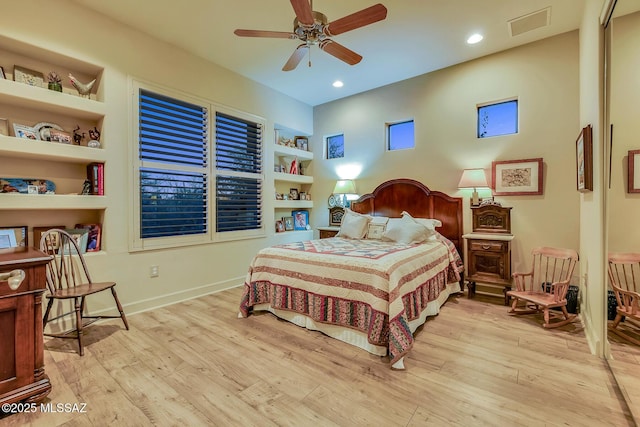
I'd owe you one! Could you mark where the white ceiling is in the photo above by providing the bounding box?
[71,0,586,106]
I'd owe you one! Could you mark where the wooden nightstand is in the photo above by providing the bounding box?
[463,204,514,305]
[317,226,339,239]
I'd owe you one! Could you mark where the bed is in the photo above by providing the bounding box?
[239,179,464,369]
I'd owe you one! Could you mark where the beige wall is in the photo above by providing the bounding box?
[312,32,581,274]
[0,0,313,314]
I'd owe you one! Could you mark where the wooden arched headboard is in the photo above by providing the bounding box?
[350,179,463,256]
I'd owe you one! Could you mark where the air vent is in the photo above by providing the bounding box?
[508,7,551,37]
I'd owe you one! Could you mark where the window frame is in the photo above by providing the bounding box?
[386,119,415,151]
[130,79,265,251]
[477,98,519,139]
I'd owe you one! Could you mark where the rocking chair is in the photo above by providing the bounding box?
[507,246,579,328]
[608,252,640,345]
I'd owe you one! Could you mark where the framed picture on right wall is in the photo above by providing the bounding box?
[576,124,593,192]
[628,149,640,193]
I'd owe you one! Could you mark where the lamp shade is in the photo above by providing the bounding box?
[457,169,489,189]
[333,179,357,195]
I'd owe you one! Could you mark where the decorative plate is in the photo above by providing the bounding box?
[328,194,336,208]
[33,122,63,141]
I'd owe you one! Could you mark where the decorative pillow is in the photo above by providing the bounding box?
[401,211,438,241]
[382,215,432,244]
[337,209,372,239]
[365,216,389,240]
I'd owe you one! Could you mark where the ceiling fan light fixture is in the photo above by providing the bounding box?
[332,80,344,88]
[467,33,484,44]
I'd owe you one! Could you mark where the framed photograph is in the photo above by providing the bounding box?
[628,149,640,193]
[75,223,101,251]
[329,206,345,226]
[289,188,299,200]
[275,220,285,233]
[0,66,5,79]
[576,124,593,192]
[492,158,543,196]
[295,136,308,151]
[13,65,44,87]
[62,228,89,254]
[292,210,309,230]
[49,129,73,144]
[12,123,40,140]
[0,118,8,136]
[283,216,294,231]
[33,226,64,250]
[0,226,27,250]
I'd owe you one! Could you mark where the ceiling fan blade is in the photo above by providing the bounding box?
[234,29,296,39]
[323,3,388,36]
[319,39,362,66]
[290,0,314,26]
[283,44,310,71]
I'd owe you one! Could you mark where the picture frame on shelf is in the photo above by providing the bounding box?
[289,188,299,200]
[492,157,543,196]
[13,65,44,88]
[0,66,5,79]
[295,136,308,151]
[628,149,640,193]
[283,216,294,231]
[62,228,89,254]
[292,210,309,230]
[49,129,73,144]
[33,226,64,250]
[12,123,40,140]
[576,124,593,192]
[0,226,27,250]
[74,223,102,252]
[275,220,285,233]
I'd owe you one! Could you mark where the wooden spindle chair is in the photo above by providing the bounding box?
[608,253,640,345]
[506,247,579,328]
[40,229,128,355]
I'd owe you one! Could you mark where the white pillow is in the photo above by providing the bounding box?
[401,211,438,240]
[337,209,372,239]
[366,216,389,240]
[382,215,431,244]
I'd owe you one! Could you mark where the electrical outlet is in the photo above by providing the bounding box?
[150,265,159,277]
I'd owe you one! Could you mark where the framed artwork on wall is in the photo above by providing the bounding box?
[492,158,543,196]
[576,124,593,192]
[628,149,640,193]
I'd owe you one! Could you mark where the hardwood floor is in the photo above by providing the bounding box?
[608,321,640,423]
[1,287,635,426]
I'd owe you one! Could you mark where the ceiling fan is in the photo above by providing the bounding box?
[234,0,388,71]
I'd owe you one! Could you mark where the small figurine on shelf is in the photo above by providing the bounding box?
[47,71,62,92]
[87,127,101,148]
[68,73,96,97]
[73,125,86,145]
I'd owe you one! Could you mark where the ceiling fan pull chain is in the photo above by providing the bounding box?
[308,47,312,68]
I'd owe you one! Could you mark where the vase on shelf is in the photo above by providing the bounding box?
[47,82,62,92]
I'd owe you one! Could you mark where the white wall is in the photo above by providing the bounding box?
[0,0,313,314]
[312,32,581,274]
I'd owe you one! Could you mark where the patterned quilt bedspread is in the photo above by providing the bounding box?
[239,235,463,366]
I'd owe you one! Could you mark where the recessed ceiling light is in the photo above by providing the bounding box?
[332,80,344,88]
[467,33,483,44]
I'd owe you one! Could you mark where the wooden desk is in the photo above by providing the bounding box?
[0,248,52,405]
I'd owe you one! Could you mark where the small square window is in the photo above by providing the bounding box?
[326,134,344,159]
[387,120,415,151]
[477,99,518,138]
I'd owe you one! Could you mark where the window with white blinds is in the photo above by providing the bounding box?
[133,81,265,249]
[138,89,208,239]
[215,112,263,232]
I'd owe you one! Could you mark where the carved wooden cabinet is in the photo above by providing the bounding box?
[464,204,514,305]
[0,248,52,406]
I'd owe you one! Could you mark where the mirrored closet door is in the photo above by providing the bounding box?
[604,0,640,421]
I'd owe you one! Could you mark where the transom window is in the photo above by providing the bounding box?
[477,99,518,138]
[387,120,415,151]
